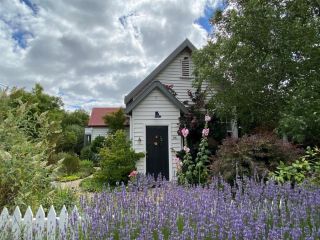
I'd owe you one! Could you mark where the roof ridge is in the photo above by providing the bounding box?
[124,38,196,104]
[125,81,187,114]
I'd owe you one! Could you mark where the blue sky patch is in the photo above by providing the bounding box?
[20,0,39,15]
[195,1,225,33]
[12,30,33,49]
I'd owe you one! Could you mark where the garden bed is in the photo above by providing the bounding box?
[77,178,320,239]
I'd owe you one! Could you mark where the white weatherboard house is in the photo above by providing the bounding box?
[125,39,219,180]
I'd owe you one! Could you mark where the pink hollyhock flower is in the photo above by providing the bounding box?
[205,114,211,122]
[181,128,189,138]
[202,128,210,137]
[183,146,190,153]
[128,170,138,178]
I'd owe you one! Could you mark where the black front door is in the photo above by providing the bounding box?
[146,126,169,180]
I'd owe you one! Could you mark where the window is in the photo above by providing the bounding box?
[85,134,92,145]
[181,56,190,77]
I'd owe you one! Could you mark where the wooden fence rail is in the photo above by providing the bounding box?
[0,205,81,240]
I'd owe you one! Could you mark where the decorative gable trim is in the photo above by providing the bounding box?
[125,81,188,114]
[124,39,196,104]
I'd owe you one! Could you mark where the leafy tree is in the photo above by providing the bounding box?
[278,78,320,146]
[57,110,89,154]
[58,124,85,154]
[61,109,89,128]
[103,108,126,134]
[193,0,320,143]
[6,84,63,147]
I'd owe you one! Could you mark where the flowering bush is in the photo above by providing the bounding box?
[178,115,211,184]
[79,177,320,239]
[178,88,227,158]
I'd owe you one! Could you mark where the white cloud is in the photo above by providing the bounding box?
[0,0,220,110]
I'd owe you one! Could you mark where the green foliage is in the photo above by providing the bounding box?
[80,178,104,192]
[0,91,56,211]
[87,135,107,164]
[270,146,320,184]
[57,109,89,154]
[7,84,63,142]
[91,136,106,153]
[103,108,126,134]
[42,188,78,212]
[62,153,81,174]
[58,124,85,154]
[48,151,69,165]
[80,145,95,161]
[278,78,320,146]
[7,84,90,155]
[58,175,80,182]
[96,130,144,185]
[79,160,95,178]
[178,148,194,185]
[178,120,211,185]
[193,0,320,140]
[61,109,89,128]
[211,133,302,183]
[57,160,94,181]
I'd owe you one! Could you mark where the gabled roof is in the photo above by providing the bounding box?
[124,38,196,104]
[125,81,188,114]
[88,107,127,127]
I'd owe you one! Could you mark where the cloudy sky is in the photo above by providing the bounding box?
[0,0,223,111]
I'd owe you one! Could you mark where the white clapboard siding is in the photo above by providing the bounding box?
[132,88,182,180]
[91,127,109,140]
[0,205,81,240]
[155,49,210,103]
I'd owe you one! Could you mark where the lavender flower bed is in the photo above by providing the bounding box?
[78,178,320,239]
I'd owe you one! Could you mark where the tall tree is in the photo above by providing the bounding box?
[193,0,320,144]
[103,108,126,134]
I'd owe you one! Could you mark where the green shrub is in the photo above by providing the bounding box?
[270,146,320,184]
[79,160,95,178]
[211,132,302,183]
[95,130,144,185]
[48,152,69,165]
[80,145,95,161]
[0,95,56,212]
[42,188,78,211]
[91,136,106,153]
[62,153,80,174]
[80,178,104,192]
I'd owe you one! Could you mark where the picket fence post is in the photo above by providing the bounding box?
[35,205,45,240]
[23,206,33,240]
[59,205,68,240]
[0,207,10,238]
[12,206,22,239]
[0,205,80,240]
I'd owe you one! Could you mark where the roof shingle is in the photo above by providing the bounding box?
[88,107,122,127]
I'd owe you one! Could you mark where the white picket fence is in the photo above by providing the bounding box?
[0,205,82,240]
